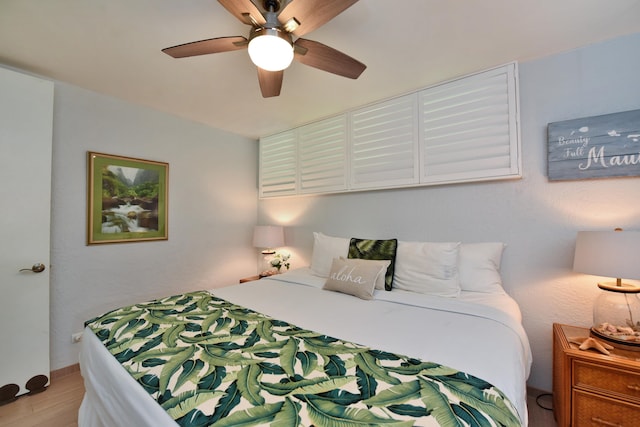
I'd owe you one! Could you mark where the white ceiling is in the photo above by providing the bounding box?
[2,0,640,139]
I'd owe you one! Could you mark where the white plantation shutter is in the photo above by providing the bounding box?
[259,129,297,197]
[258,63,521,198]
[419,64,520,183]
[298,115,348,194]
[350,94,419,189]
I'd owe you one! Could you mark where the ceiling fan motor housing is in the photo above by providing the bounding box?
[262,0,281,13]
[249,27,292,44]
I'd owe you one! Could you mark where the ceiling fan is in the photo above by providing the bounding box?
[162,0,366,98]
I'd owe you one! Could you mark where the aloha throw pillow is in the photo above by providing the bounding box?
[338,257,389,291]
[323,257,391,300]
[348,238,398,291]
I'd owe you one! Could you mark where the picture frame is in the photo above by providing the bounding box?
[87,152,168,244]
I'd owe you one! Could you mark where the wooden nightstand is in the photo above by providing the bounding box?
[239,275,261,284]
[553,323,640,426]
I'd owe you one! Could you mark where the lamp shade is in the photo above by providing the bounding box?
[247,28,293,72]
[252,225,284,250]
[573,230,640,280]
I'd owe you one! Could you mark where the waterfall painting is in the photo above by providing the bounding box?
[87,152,168,244]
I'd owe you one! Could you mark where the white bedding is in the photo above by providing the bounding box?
[79,267,532,426]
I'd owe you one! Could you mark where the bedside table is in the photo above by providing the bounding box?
[239,275,261,284]
[553,323,640,427]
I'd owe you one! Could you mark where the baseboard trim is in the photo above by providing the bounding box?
[51,363,80,380]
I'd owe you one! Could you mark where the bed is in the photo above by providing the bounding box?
[78,236,532,426]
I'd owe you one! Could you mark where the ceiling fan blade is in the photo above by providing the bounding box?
[162,36,248,58]
[278,0,359,37]
[294,38,366,79]
[218,0,266,26]
[257,68,284,98]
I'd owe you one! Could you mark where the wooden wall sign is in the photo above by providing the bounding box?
[547,109,640,181]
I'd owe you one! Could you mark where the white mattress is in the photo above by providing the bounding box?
[79,268,532,426]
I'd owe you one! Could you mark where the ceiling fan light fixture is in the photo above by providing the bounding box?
[248,28,293,71]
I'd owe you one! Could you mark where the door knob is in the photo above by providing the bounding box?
[19,263,46,273]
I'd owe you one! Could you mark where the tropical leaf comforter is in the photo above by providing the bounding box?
[85,291,521,427]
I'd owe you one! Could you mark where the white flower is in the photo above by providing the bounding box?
[270,251,291,271]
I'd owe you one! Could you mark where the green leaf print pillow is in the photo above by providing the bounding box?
[348,238,398,291]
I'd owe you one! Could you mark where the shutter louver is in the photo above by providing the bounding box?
[259,130,297,197]
[298,115,347,194]
[419,64,520,183]
[350,94,419,189]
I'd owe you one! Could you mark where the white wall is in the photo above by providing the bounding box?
[258,32,640,392]
[50,83,258,370]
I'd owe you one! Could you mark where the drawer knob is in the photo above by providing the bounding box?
[591,417,622,427]
[627,384,640,392]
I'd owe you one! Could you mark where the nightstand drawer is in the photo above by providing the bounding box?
[573,389,640,427]
[574,360,640,402]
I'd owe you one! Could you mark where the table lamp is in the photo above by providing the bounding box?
[252,225,284,274]
[573,229,640,349]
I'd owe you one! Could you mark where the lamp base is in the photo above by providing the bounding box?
[259,249,277,276]
[590,326,640,351]
[590,282,640,351]
[597,281,640,293]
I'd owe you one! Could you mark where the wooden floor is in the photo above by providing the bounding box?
[0,367,84,427]
[527,387,557,426]
[0,367,556,427]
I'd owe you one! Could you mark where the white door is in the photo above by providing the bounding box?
[0,67,53,402]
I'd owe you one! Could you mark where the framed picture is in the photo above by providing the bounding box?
[87,152,168,244]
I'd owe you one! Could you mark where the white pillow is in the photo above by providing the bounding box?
[393,241,461,297]
[458,242,506,294]
[310,232,349,277]
[323,258,390,300]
